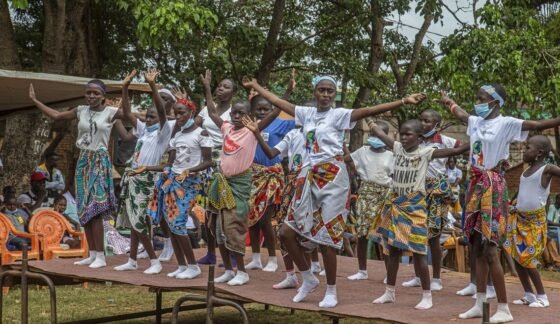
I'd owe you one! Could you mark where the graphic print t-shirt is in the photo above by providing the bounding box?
[274,128,308,172]
[392,141,435,196]
[219,121,258,177]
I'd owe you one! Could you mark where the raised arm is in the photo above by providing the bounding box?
[367,120,395,150]
[242,116,281,159]
[122,70,138,127]
[351,93,426,122]
[431,143,470,159]
[257,106,281,131]
[438,91,470,124]
[200,70,224,129]
[522,117,560,131]
[242,78,296,117]
[281,68,297,100]
[29,84,77,121]
[144,68,167,128]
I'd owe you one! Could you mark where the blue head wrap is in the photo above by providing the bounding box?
[312,76,336,88]
[480,85,505,107]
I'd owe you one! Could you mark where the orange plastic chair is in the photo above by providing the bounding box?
[0,212,40,265]
[28,210,88,260]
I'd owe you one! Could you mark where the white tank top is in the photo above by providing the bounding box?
[516,165,550,212]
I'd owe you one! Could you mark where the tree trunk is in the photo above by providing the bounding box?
[42,0,68,73]
[255,0,286,85]
[349,1,385,151]
[0,0,21,69]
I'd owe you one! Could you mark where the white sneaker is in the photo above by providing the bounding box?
[89,255,107,269]
[319,270,326,276]
[114,259,137,271]
[137,250,149,259]
[143,260,162,275]
[293,277,320,303]
[402,277,421,287]
[529,297,550,308]
[158,239,174,262]
[245,259,263,270]
[311,262,322,273]
[347,271,368,280]
[273,274,299,289]
[457,283,476,296]
[177,265,202,279]
[167,266,187,278]
[263,257,278,272]
[215,270,236,283]
[227,271,249,286]
[430,278,443,291]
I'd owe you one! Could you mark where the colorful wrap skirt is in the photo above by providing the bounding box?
[284,157,350,249]
[464,162,509,245]
[147,167,202,236]
[117,169,158,235]
[76,149,117,226]
[207,170,252,254]
[248,163,285,227]
[503,207,547,269]
[425,176,454,238]
[353,181,389,238]
[377,191,428,255]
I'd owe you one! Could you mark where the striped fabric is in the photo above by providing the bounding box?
[377,191,428,255]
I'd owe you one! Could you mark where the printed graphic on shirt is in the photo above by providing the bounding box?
[393,154,423,196]
[292,153,302,170]
[132,140,143,164]
[223,135,242,156]
[261,132,270,141]
[472,140,483,166]
[305,129,320,153]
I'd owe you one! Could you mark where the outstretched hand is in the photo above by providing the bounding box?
[404,93,427,105]
[172,85,188,100]
[242,77,257,89]
[288,68,297,90]
[200,69,212,89]
[435,91,455,107]
[241,115,259,134]
[29,83,37,101]
[124,69,137,86]
[144,68,159,84]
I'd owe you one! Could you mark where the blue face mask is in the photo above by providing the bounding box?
[146,123,160,133]
[423,128,436,138]
[367,136,386,149]
[182,118,194,130]
[475,102,494,119]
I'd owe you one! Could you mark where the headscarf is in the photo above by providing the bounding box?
[312,76,336,88]
[86,79,107,94]
[176,98,197,111]
[480,85,505,107]
[158,88,177,102]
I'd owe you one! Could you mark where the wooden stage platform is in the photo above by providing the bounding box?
[3,250,560,323]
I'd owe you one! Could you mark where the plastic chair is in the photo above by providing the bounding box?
[28,210,88,260]
[0,213,40,264]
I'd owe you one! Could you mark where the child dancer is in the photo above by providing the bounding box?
[201,70,279,286]
[440,84,560,322]
[114,69,174,274]
[147,94,213,279]
[370,119,468,310]
[346,120,393,281]
[242,76,426,308]
[504,135,554,308]
[402,109,460,291]
[246,94,295,272]
[30,80,122,269]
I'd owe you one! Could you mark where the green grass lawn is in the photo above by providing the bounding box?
[2,283,377,324]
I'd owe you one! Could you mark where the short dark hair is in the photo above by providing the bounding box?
[222,79,238,93]
[232,99,251,113]
[400,119,423,135]
[420,109,442,123]
[54,195,67,205]
[250,95,271,109]
[530,135,552,154]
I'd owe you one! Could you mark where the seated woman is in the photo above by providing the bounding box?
[53,195,82,249]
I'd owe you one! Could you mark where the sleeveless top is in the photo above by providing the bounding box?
[516,165,550,212]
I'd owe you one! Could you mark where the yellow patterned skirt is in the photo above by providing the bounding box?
[503,207,547,269]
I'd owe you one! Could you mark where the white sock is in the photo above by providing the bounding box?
[311,261,321,273]
[177,264,202,279]
[89,252,107,269]
[373,285,396,304]
[263,256,278,272]
[347,270,368,280]
[402,277,421,287]
[167,265,187,278]
[514,292,536,304]
[143,259,162,275]
[430,278,443,291]
[159,238,174,261]
[537,294,548,301]
[319,285,338,308]
[215,270,236,283]
[293,270,319,303]
[74,250,96,265]
[415,290,433,310]
[114,258,138,271]
[245,253,263,269]
[489,303,513,323]
[486,285,496,299]
[459,293,485,319]
[457,282,476,296]
[227,270,250,286]
[529,294,550,308]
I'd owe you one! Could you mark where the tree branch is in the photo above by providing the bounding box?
[403,14,433,87]
[440,1,467,26]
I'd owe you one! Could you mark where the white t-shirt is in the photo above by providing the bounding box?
[516,165,550,212]
[294,106,356,166]
[350,146,393,187]
[467,115,528,169]
[169,127,213,174]
[198,106,231,148]
[420,133,459,178]
[130,120,175,168]
[392,142,435,196]
[274,128,308,172]
[447,168,463,186]
[76,105,118,150]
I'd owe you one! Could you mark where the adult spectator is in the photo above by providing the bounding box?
[547,193,560,223]
[36,152,65,205]
[2,196,31,250]
[17,171,49,212]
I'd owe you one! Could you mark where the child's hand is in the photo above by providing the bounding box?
[144,68,159,84]
[242,77,257,89]
[435,91,455,107]
[29,83,37,101]
[404,93,426,105]
[241,116,259,134]
[248,88,259,102]
[123,69,137,86]
[288,68,297,90]
[172,85,188,100]
[200,69,212,89]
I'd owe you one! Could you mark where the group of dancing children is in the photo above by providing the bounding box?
[29,68,560,323]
